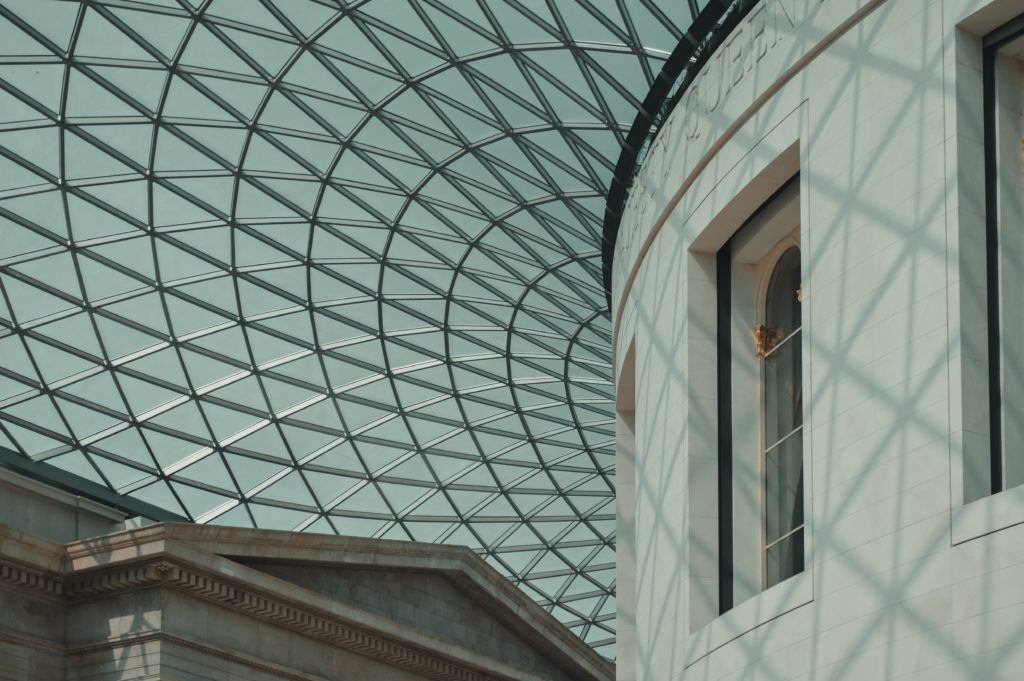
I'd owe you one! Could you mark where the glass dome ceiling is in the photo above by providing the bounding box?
[0,0,693,656]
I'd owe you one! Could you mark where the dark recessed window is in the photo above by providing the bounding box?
[984,11,1024,495]
[717,176,804,613]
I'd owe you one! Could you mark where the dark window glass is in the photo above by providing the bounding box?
[765,430,803,546]
[766,528,804,589]
[763,246,804,587]
[987,23,1024,494]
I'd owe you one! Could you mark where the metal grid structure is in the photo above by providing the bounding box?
[0,0,702,655]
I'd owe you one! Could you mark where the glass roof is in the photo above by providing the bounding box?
[0,0,695,656]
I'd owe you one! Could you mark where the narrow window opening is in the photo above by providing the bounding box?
[716,244,734,614]
[616,341,637,676]
[984,11,1024,495]
[716,174,804,613]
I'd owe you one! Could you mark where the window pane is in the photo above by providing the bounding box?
[765,429,803,544]
[764,330,802,447]
[766,528,804,588]
[995,35,1024,490]
[766,247,801,337]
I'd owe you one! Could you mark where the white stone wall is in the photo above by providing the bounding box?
[613,0,1024,679]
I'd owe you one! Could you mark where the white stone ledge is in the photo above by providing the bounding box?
[682,570,813,669]
[952,485,1024,545]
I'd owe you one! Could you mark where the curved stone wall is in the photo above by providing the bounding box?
[614,0,1024,679]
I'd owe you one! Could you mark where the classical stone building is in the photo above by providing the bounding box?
[0,468,612,681]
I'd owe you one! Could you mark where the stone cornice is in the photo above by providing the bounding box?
[62,556,526,681]
[65,524,614,681]
[0,550,537,681]
[0,557,63,599]
[6,522,610,681]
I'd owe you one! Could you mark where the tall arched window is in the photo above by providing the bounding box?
[713,174,805,613]
[761,246,804,588]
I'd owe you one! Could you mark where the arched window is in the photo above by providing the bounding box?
[712,174,805,614]
[761,246,804,588]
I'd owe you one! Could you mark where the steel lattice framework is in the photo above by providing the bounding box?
[0,0,701,655]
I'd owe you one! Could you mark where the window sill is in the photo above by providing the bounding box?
[683,569,813,668]
[951,483,1024,544]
